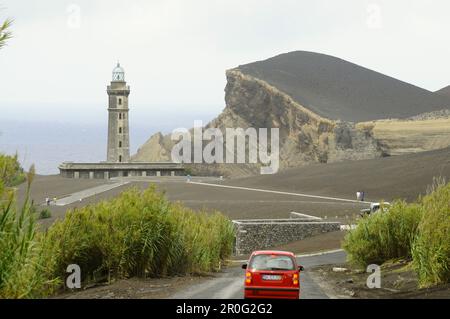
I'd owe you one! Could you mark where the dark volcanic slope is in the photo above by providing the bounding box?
[436,85,450,99]
[223,147,450,202]
[237,51,450,122]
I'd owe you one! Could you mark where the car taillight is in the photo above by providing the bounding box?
[293,273,299,285]
[245,272,252,284]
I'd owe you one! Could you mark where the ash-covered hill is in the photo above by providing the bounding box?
[237,51,450,122]
[436,85,450,99]
[134,51,450,177]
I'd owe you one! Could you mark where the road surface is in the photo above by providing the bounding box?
[53,181,129,206]
[51,177,220,206]
[171,250,346,299]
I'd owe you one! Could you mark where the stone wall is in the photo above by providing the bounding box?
[233,217,341,255]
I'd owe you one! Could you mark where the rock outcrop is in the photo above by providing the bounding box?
[134,132,172,162]
[220,70,382,168]
[133,52,450,177]
[133,69,382,176]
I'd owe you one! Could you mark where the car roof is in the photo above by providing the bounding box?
[251,250,295,257]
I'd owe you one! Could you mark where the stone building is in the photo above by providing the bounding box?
[59,63,184,179]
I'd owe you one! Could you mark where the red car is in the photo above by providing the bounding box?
[242,250,304,299]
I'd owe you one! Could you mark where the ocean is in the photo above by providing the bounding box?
[0,120,158,175]
[0,109,218,175]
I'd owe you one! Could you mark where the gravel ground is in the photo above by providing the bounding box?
[17,175,365,229]
[309,260,450,299]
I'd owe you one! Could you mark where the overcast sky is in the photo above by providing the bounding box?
[1,0,449,128]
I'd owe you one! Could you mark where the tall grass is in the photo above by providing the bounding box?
[45,186,235,287]
[0,153,26,186]
[343,201,422,266]
[0,167,58,298]
[343,179,450,287]
[1,169,235,298]
[412,180,450,287]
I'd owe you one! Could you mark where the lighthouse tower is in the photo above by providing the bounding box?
[107,62,130,163]
[59,63,185,180]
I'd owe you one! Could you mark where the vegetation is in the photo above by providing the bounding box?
[46,187,235,284]
[0,11,12,50]
[0,153,26,186]
[0,174,235,298]
[38,209,52,220]
[343,201,422,266]
[412,181,450,287]
[0,167,58,298]
[343,179,450,287]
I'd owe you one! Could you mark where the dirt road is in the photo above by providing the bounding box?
[170,250,346,299]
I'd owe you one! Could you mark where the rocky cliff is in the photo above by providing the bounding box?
[133,52,450,177]
[133,69,383,176]
[220,70,382,166]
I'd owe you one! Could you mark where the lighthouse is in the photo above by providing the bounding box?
[107,62,130,163]
[59,62,184,179]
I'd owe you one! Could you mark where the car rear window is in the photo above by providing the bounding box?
[249,254,295,271]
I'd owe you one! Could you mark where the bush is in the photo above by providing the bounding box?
[0,153,26,187]
[343,201,423,267]
[46,186,235,286]
[412,182,450,287]
[1,175,234,298]
[0,167,59,298]
[38,209,52,220]
[343,180,450,288]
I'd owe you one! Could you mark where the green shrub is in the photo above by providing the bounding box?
[38,209,52,220]
[412,182,450,287]
[0,153,26,187]
[0,167,59,298]
[343,201,422,267]
[343,180,450,288]
[46,186,235,286]
[1,173,235,298]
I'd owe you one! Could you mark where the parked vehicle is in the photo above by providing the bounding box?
[360,202,391,217]
[242,250,304,299]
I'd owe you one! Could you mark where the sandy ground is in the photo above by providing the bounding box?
[158,182,365,221]
[15,175,134,228]
[56,275,213,299]
[309,260,450,299]
[219,147,450,202]
[18,175,366,229]
[18,148,450,228]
